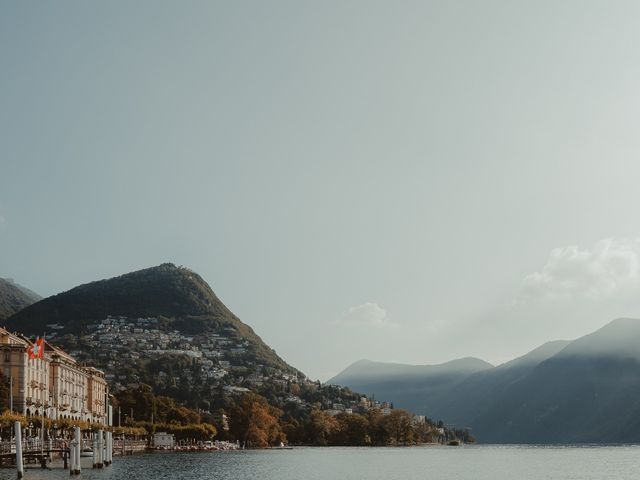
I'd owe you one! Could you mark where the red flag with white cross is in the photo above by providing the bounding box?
[28,337,44,359]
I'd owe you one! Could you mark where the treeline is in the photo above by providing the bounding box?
[219,393,441,448]
[113,386,460,448]
[115,384,201,425]
[284,408,433,446]
[114,384,217,441]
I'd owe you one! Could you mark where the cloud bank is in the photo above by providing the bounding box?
[520,238,640,300]
[335,302,398,328]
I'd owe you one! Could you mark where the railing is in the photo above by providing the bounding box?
[0,439,69,455]
[113,439,147,455]
[0,438,101,455]
[0,436,150,458]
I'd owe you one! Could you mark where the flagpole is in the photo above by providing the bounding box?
[40,335,45,464]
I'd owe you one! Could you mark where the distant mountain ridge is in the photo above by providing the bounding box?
[329,357,493,412]
[329,319,640,443]
[0,278,41,320]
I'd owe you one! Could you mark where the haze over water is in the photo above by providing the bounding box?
[5,447,640,480]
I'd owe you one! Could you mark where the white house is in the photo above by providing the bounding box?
[153,432,175,449]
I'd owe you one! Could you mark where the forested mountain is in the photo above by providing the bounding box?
[3,264,370,426]
[6,263,294,374]
[330,319,640,443]
[0,278,41,320]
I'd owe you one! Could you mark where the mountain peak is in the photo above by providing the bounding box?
[553,317,640,360]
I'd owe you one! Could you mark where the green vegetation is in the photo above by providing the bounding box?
[114,384,217,441]
[113,385,455,448]
[282,408,434,446]
[6,264,297,374]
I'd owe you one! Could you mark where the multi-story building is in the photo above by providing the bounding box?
[0,327,108,424]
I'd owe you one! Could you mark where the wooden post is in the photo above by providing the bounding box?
[105,431,111,465]
[97,430,104,468]
[105,431,109,464]
[69,439,76,475]
[92,431,97,468]
[106,405,113,466]
[74,426,81,475]
[15,421,23,479]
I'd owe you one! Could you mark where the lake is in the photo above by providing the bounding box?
[2,445,640,480]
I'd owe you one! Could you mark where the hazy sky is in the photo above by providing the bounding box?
[4,1,640,380]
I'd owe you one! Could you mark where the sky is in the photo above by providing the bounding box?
[3,1,640,380]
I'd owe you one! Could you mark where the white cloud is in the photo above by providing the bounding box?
[520,238,640,300]
[334,302,398,328]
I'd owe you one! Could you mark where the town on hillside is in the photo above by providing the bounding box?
[44,315,398,415]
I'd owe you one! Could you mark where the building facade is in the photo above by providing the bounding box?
[0,328,108,424]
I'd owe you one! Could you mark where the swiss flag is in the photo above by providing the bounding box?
[28,337,44,359]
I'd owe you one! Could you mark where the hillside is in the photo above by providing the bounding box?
[5,264,322,413]
[330,319,640,443]
[5,264,436,446]
[0,278,41,320]
[6,263,293,374]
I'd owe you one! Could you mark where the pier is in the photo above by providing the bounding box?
[0,421,148,478]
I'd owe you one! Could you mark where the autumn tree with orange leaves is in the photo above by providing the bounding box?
[230,393,286,448]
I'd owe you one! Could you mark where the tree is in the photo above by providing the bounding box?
[229,393,286,448]
[115,384,156,423]
[382,410,414,446]
[332,413,371,446]
[307,409,340,446]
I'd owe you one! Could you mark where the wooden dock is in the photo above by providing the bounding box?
[0,437,148,467]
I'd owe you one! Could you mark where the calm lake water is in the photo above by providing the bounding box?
[3,445,640,480]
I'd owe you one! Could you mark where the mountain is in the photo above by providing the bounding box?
[328,357,493,413]
[329,319,640,443]
[4,264,385,436]
[5,263,319,413]
[6,263,293,374]
[0,278,41,320]
[473,318,640,443]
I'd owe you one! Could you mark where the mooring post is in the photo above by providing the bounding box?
[105,431,111,465]
[15,421,23,479]
[74,427,81,475]
[92,431,97,468]
[69,439,76,475]
[106,405,113,466]
[100,429,105,467]
[102,432,109,467]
